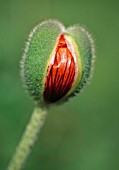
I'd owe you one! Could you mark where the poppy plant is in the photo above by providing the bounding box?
[8,19,95,170]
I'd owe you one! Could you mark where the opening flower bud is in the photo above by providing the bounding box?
[21,19,95,104]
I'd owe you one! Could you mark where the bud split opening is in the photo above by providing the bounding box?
[21,19,95,104]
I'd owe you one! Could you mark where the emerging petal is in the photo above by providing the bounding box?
[44,34,77,103]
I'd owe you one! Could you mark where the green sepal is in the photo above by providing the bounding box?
[66,25,95,97]
[21,19,65,102]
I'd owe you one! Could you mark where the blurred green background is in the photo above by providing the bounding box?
[0,0,119,169]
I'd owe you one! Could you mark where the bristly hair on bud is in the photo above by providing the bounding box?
[20,19,95,105]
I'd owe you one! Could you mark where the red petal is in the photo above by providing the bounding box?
[44,34,75,103]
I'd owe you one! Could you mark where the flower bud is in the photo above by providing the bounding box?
[21,19,95,104]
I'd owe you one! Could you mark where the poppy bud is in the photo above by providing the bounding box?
[21,19,95,104]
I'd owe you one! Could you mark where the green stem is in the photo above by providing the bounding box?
[8,105,47,170]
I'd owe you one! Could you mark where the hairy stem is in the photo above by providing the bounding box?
[8,105,47,170]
